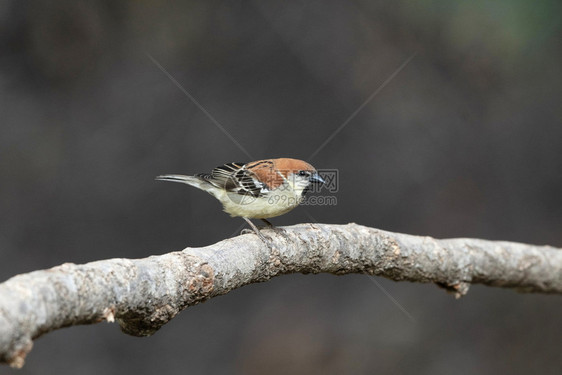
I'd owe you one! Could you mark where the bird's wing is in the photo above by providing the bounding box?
[197,162,267,197]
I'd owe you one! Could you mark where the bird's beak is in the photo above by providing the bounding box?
[309,173,325,184]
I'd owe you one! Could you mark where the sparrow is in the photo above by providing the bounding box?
[156,158,324,241]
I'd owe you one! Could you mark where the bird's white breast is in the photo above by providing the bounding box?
[217,183,303,219]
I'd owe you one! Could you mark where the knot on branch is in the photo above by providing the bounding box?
[116,256,215,337]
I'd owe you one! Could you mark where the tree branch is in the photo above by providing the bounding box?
[1,223,560,368]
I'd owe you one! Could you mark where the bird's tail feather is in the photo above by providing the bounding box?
[155,174,206,189]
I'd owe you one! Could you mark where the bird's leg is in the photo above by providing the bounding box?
[260,218,288,236]
[242,217,270,244]
[260,218,274,228]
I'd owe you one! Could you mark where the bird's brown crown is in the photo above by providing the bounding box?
[246,158,316,189]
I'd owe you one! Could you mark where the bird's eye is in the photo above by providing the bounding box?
[298,170,309,177]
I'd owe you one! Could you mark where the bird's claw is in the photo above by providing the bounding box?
[240,228,273,247]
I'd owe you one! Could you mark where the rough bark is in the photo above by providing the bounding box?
[0,223,560,368]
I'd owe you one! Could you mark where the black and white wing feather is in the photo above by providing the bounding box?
[197,162,268,197]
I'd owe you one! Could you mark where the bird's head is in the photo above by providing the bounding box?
[275,158,324,197]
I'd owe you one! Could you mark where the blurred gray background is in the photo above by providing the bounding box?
[1,1,561,374]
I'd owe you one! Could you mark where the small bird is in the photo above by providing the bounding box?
[156,158,324,241]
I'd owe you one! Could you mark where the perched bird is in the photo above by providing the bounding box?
[156,158,324,241]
